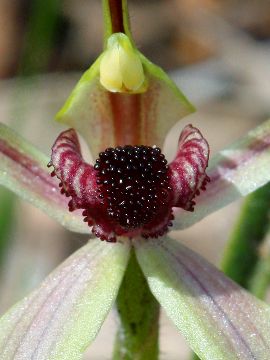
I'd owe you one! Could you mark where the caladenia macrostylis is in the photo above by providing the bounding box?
[1,1,270,359]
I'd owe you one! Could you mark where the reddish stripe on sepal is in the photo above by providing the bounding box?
[50,129,98,211]
[169,124,210,211]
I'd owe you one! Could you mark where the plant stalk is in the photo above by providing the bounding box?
[221,182,270,287]
[113,248,160,360]
[102,0,134,46]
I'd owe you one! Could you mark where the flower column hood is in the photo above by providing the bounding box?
[50,31,209,242]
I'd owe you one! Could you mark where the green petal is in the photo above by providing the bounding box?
[56,40,194,158]
[174,118,270,229]
[135,237,270,360]
[0,123,88,233]
[0,239,130,360]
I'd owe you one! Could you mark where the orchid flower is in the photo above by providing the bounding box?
[1,1,270,359]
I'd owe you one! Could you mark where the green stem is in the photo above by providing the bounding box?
[0,190,16,267]
[20,0,61,75]
[113,248,160,360]
[221,182,270,287]
[249,252,270,299]
[102,0,134,46]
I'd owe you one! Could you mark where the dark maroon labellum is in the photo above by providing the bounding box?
[50,125,209,242]
[94,145,172,230]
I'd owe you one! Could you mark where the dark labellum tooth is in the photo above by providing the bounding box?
[152,147,160,153]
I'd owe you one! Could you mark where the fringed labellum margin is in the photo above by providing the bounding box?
[49,125,209,242]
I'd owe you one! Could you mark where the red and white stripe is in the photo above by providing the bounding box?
[169,124,210,211]
[50,129,98,211]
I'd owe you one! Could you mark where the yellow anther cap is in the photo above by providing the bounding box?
[100,33,147,93]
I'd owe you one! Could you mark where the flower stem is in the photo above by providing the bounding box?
[113,248,160,360]
[102,0,134,45]
[221,182,270,288]
[20,0,61,75]
[0,190,15,267]
[248,251,270,299]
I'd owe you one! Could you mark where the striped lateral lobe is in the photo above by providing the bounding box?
[50,129,111,240]
[50,129,126,241]
[173,118,270,229]
[169,124,210,211]
[50,129,97,212]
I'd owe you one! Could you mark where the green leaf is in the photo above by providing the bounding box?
[174,119,270,229]
[0,123,88,234]
[135,237,270,360]
[0,238,130,360]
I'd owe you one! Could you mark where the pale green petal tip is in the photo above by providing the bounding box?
[140,53,196,114]
[55,56,102,123]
